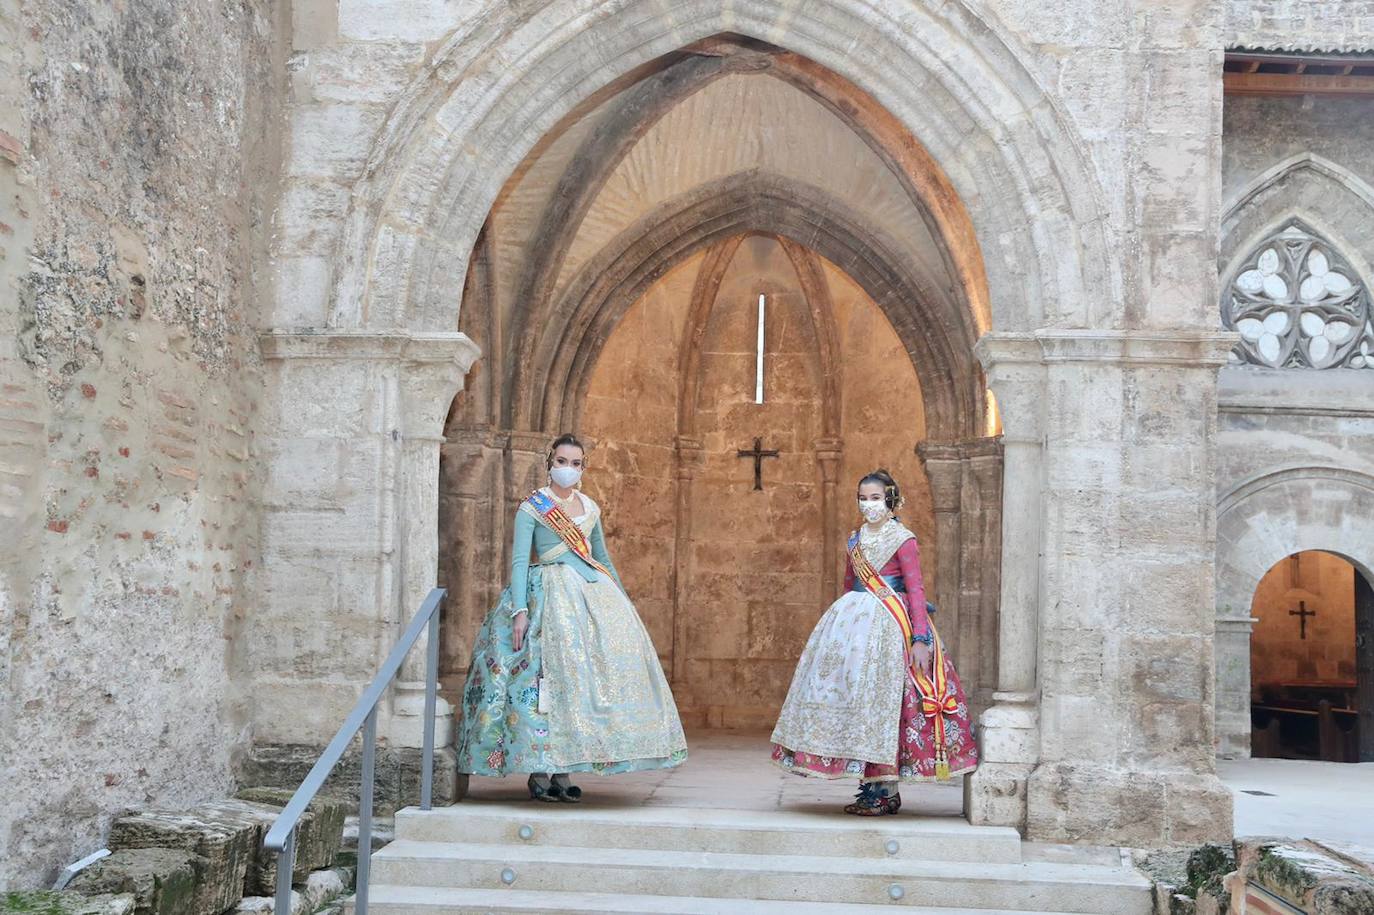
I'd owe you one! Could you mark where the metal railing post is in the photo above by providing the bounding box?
[259,588,446,915]
[356,707,378,915]
[421,605,440,810]
[272,829,295,915]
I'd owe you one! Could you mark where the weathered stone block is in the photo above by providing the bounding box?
[0,892,135,915]
[234,866,354,915]
[1242,840,1374,915]
[239,744,460,816]
[65,848,201,915]
[193,799,301,897]
[107,806,258,915]
[234,788,347,880]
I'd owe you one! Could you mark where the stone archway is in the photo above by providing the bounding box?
[1215,466,1374,758]
[258,0,1240,845]
[425,31,1011,747]
[322,1,1112,334]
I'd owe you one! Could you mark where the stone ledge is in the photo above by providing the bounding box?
[106,806,258,915]
[233,788,347,885]
[1218,364,1374,417]
[977,329,1239,368]
[258,330,480,367]
[1241,838,1374,914]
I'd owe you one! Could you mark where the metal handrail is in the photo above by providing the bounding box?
[263,587,446,915]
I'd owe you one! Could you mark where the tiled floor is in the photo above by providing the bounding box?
[462,730,965,816]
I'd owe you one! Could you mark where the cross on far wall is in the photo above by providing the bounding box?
[737,437,779,491]
[1290,600,1317,640]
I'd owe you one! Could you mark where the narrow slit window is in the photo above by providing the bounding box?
[754,293,765,404]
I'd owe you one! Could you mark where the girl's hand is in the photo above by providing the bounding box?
[512,611,530,651]
[912,641,933,674]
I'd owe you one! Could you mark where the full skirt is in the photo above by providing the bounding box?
[770,591,978,782]
[455,564,687,775]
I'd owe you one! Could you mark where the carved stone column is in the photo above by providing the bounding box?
[671,436,705,686]
[917,441,965,665]
[390,333,483,748]
[255,331,480,750]
[815,437,843,600]
[1214,609,1258,758]
[437,428,506,686]
[1021,329,1235,845]
[965,333,1045,831]
[964,437,1004,710]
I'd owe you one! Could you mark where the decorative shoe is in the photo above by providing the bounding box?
[552,774,582,803]
[527,774,562,803]
[843,782,901,816]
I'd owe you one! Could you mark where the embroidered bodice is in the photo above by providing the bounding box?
[509,489,620,611]
[844,520,929,639]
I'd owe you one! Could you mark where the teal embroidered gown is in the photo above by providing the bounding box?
[454,489,687,775]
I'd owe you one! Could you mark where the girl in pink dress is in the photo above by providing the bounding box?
[770,470,978,815]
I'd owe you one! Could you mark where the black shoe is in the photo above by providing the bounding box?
[527,774,562,803]
[553,775,582,803]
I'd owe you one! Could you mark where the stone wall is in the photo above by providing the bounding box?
[570,238,935,729]
[0,0,285,888]
[1226,0,1374,50]
[1214,91,1374,756]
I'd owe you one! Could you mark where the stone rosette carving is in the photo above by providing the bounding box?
[1224,222,1374,369]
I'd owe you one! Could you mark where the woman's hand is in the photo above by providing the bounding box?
[912,641,933,674]
[512,611,530,651]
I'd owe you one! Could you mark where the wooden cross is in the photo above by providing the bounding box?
[1290,600,1317,640]
[736,437,779,491]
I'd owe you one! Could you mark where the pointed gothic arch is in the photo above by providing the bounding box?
[321,0,1111,335]
[517,172,984,440]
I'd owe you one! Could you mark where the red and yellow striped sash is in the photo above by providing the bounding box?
[848,532,957,779]
[526,490,624,594]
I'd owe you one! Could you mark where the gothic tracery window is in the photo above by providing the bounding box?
[1224,222,1374,369]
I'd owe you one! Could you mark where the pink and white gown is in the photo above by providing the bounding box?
[770,518,979,781]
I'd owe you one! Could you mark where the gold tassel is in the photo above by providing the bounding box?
[935,760,950,781]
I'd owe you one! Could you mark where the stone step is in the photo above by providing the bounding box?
[367,840,1152,914]
[394,804,1024,864]
[357,884,1094,914]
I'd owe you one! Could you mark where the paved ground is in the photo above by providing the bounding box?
[1219,756,1374,846]
[466,731,1374,850]
[463,730,964,815]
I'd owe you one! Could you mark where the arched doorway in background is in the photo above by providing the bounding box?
[1248,550,1373,762]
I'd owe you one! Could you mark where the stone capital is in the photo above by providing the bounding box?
[813,437,844,481]
[916,441,965,512]
[259,330,482,441]
[399,333,484,441]
[964,437,1005,495]
[974,333,1046,446]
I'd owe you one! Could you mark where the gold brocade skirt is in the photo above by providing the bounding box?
[534,564,687,769]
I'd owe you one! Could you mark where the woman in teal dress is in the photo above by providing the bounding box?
[455,433,687,801]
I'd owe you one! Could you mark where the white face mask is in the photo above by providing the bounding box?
[859,499,888,523]
[550,465,583,489]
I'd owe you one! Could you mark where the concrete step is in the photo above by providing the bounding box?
[367,840,1153,914]
[394,804,1024,864]
[358,884,1096,914]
